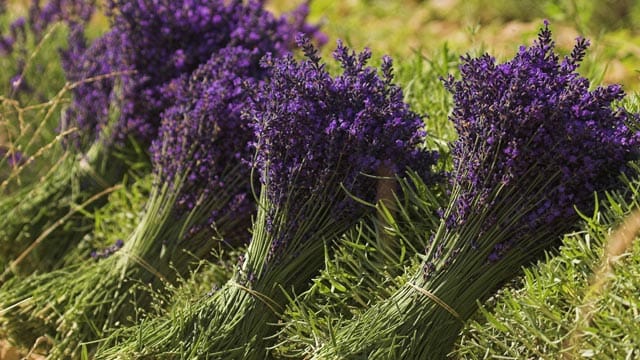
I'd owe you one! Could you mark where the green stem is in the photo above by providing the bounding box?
[0,167,247,358]
[97,189,358,359]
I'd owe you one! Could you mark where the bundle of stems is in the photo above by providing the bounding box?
[0,18,316,354]
[307,23,640,359]
[312,171,565,359]
[96,181,367,359]
[0,0,320,280]
[0,0,145,277]
[273,171,446,357]
[95,38,438,359]
[2,2,322,357]
[0,164,249,358]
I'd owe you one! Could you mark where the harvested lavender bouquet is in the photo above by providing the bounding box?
[309,23,640,359]
[0,0,315,357]
[96,37,437,359]
[0,0,320,275]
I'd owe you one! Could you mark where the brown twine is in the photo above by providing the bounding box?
[407,282,462,322]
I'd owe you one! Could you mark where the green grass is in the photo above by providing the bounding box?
[270,0,640,93]
[274,171,446,357]
[0,13,73,192]
[0,2,112,192]
[266,3,640,356]
[269,48,455,356]
[0,174,151,353]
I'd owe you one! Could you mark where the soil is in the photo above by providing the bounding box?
[0,339,46,360]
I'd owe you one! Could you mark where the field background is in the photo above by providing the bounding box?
[272,0,640,91]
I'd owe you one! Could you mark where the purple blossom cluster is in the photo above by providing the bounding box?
[61,28,126,144]
[90,239,124,260]
[63,0,321,145]
[0,147,24,167]
[150,46,261,220]
[250,37,438,259]
[28,0,96,39]
[443,23,640,259]
[0,16,26,56]
[0,0,95,56]
[0,0,96,99]
[147,1,321,225]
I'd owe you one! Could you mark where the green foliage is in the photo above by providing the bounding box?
[0,6,110,192]
[456,0,640,33]
[0,173,150,354]
[395,46,458,157]
[247,50,451,357]
[86,254,237,356]
[0,138,149,277]
[1,164,248,357]
[2,1,640,359]
[0,13,73,181]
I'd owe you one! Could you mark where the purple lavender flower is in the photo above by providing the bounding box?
[0,10,26,54]
[309,24,640,360]
[0,1,96,96]
[9,74,24,91]
[0,8,314,353]
[150,45,262,225]
[145,1,322,228]
[443,23,640,257]
[28,0,96,40]
[0,0,96,130]
[251,36,437,261]
[0,16,26,57]
[61,26,127,145]
[6,151,24,167]
[0,147,24,167]
[90,238,125,260]
[86,39,438,358]
[62,0,320,146]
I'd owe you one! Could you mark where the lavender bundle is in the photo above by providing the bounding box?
[0,0,319,276]
[309,23,640,359]
[0,0,95,51]
[0,2,316,357]
[95,38,437,359]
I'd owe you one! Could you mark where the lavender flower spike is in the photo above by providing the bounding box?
[251,36,436,262]
[63,0,324,146]
[443,22,640,255]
